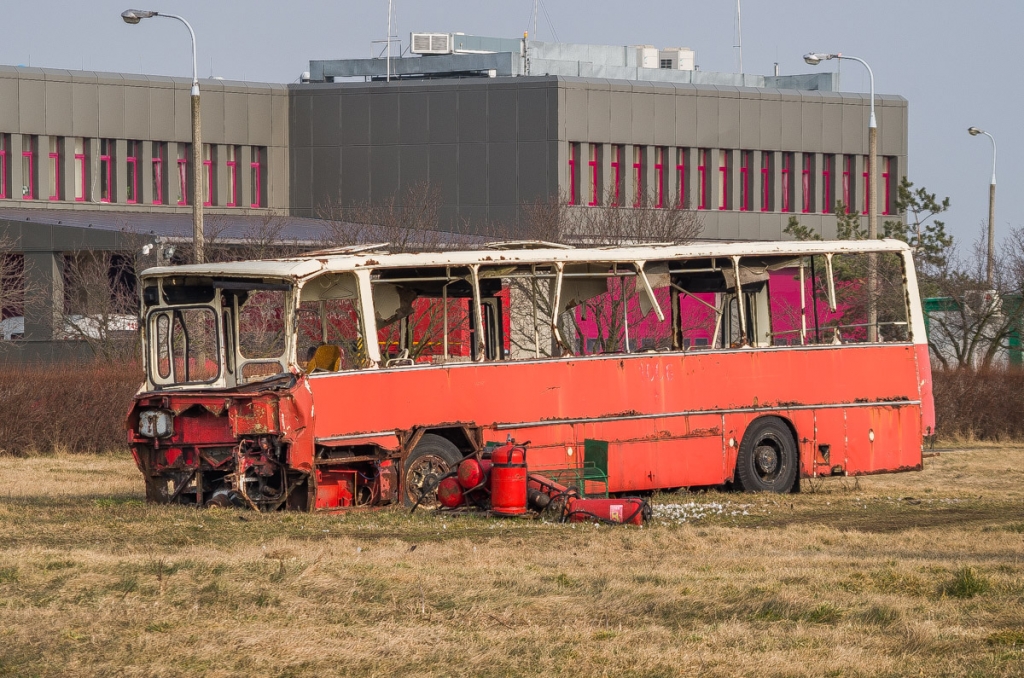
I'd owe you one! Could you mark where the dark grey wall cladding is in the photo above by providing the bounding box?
[288,77,561,230]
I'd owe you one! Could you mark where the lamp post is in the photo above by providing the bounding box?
[804,52,877,341]
[968,127,997,288]
[122,9,204,264]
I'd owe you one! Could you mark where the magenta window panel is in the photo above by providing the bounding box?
[22,150,34,200]
[567,144,577,206]
[48,148,60,201]
[801,155,811,213]
[760,153,770,212]
[739,151,749,212]
[882,158,891,216]
[610,146,622,207]
[178,157,188,206]
[250,148,262,208]
[697,150,707,210]
[654,148,664,208]
[842,156,852,214]
[675,150,686,209]
[781,154,792,213]
[821,155,832,214]
[203,157,213,207]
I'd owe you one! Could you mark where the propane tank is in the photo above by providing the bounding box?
[436,476,464,509]
[457,457,492,490]
[489,443,528,516]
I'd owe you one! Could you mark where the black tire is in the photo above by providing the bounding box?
[735,417,798,493]
[403,434,463,507]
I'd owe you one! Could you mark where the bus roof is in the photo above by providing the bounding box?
[140,238,913,283]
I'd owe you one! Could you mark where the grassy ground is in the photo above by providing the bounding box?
[1,449,1023,677]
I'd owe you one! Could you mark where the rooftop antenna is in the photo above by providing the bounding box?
[387,0,393,82]
[533,0,539,40]
[734,0,743,73]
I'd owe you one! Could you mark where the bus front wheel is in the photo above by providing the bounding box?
[403,434,463,507]
[735,417,797,493]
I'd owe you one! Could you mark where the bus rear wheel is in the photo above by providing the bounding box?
[403,434,463,507]
[735,417,797,493]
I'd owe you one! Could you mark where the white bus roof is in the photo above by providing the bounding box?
[140,238,913,284]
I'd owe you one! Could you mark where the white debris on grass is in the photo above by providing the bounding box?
[652,501,751,524]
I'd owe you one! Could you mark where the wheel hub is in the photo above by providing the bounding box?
[755,444,779,475]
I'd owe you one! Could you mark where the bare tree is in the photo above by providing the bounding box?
[60,250,141,362]
[317,182,472,253]
[519,189,704,246]
[926,229,1024,371]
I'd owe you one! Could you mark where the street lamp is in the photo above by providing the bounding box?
[968,126,997,288]
[122,9,204,264]
[804,52,878,341]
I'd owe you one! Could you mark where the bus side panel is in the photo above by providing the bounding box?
[813,409,848,476]
[491,424,576,471]
[845,405,922,475]
[652,414,726,489]
[782,410,817,479]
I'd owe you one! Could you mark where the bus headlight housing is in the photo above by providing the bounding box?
[139,410,174,438]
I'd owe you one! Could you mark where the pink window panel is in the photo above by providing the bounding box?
[675,149,686,209]
[697,150,708,210]
[567,144,577,206]
[801,155,811,213]
[250,148,262,208]
[821,155,832,214]
[125,142,138,204]
[760,153,771,212]
[718,152,728,210]
[862,156,869,215]
[100,141,112,203]
[226,157,238,207]
[842,156,852,214]
[632,148,643,208]
[178,157,188,206]
[0,138,7,199]
[48,147,60,201]
[75,148,87,202]
[882,158,891,216]
[588,145,599,206]
[781,154,791,213]
[739,152,750,212]
[152,147,164,205]
[655,148,665,208]
[610,146,622,207]
[203,157,213,207]
[22,150,34,201]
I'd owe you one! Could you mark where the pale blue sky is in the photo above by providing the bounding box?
[5,1,1020,248]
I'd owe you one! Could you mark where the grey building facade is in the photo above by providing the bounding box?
[0,38,908,361]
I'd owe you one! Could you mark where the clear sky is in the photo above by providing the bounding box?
[4,1,1020,249]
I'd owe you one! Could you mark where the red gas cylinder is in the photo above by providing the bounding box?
[436,476,464,508]
[457,457,492,490]
[489,443,528,516]
[565,497,649,525]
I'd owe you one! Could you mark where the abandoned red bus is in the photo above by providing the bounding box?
[127,239,934,511]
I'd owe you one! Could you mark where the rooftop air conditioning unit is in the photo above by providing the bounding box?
[411,32,453,55]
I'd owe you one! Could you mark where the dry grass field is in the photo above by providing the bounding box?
[1,448,1024,677]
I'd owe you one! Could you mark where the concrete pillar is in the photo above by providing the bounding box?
[23,252,64,341]
[10,134,24,200]
[115,139,128,204]
[141,140,154,205]
[62,137,77,203]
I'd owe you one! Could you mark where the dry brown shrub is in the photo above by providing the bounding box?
[932,368,1024,441]
[0,361,142,455]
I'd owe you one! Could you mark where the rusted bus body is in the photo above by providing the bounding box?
[127,240,934,511]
